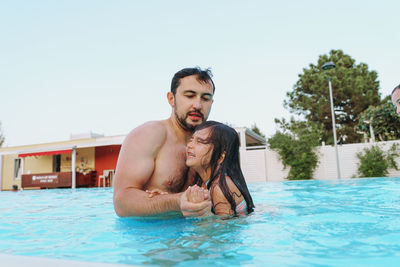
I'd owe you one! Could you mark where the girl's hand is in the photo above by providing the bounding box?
[186,185,206,203]
[180,185,212,217]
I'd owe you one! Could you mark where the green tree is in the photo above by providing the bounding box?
[0,122,4,147]
[357,96,400,141]
[357,144,399,177]
[268,118,323,180]
[250,123,265,138]
[285,49,380,144]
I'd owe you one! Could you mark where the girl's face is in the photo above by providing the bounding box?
[186,127,213,170]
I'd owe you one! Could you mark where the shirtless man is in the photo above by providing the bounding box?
[392,84,400,114]
[113,67,215,217]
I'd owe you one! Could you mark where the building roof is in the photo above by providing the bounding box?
[0,135,125,156]
[0,127,266,156]
[234,127,266,146]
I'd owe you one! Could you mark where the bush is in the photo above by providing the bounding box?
[268,119,322,180]
[356,144,399,177]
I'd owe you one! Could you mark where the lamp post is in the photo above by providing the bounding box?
[322,61,341,179]
[363,118,375,143]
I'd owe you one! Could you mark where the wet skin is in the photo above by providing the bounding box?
[113,74,214,217]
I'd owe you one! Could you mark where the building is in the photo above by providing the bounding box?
[0,129,266,191]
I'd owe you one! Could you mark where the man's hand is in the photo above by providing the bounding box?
[180,185,212,217]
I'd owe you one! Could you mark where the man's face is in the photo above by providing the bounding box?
[392,89,400,114]
[172,75,214,131]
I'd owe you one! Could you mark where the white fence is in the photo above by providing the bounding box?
[241,140,400,183]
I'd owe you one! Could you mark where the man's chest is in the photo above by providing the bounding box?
[150,144,188,193]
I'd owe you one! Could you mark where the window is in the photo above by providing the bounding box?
[14,158,21,179]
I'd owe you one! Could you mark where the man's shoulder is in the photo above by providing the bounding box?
[132,120,168,134]
[124,120,169,148]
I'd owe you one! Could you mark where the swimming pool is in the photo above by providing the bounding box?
[1,178,400,266]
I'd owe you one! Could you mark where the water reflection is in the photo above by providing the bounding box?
[115,215,254,266]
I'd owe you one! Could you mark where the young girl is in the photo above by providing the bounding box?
[185,121,254,216]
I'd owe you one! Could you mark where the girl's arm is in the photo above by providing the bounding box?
[210,184,234,216]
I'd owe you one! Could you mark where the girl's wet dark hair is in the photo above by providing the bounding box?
[193,121,255,215]
[171,67,215,95]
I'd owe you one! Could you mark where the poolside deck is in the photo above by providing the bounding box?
[0,254,135,267]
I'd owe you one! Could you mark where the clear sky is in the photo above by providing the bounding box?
[1,0,399,147]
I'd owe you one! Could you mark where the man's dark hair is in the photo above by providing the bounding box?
[391,84,400,95]
[170,67,215,95]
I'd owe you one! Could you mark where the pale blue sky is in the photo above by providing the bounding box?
[1,0,399,146]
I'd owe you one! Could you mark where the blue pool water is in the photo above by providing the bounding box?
[1,178,400,266]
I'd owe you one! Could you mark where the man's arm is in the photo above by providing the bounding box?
[113,122,179,217]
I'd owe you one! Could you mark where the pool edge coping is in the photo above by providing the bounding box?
[0,254,137,267]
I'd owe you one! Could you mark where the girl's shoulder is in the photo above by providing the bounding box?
[211,175,243,203]
[211,175,235,189]
[209,175,246,216]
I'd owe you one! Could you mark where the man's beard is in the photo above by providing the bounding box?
[174,102,205,132]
